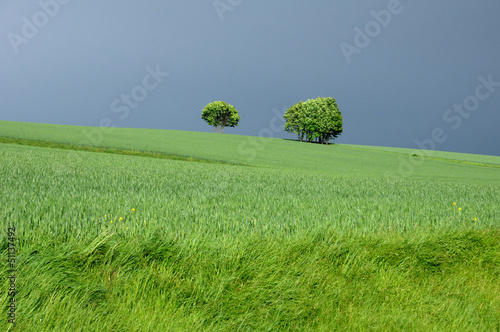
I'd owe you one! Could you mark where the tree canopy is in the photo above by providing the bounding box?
[284,97,342,145]
[201,101,240,134]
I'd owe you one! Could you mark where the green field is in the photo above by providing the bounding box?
[1,120,499,331]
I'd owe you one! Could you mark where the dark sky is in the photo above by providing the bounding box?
[1,1,499,156]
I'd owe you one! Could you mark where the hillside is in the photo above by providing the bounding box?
[1,121,499,331]
[1,120,499,184]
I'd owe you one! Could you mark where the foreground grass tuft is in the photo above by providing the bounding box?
[2,230,499,330]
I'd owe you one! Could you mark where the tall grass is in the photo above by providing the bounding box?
[1,144,498,242]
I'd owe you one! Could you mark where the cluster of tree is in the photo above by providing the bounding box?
[201,101,240,134]
[283,97,342,145]
[201,97,342,144]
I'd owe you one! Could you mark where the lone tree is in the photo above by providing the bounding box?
[284,97,342,145]
[201,101,240,133]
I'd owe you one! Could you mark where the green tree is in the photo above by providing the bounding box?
[315,97,343,145]
[201,101,240,133]
[283,97,342,145]
[283,101,305,141]
[301,99,320,143]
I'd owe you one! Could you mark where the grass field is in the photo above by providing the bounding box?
[1,120,499,331]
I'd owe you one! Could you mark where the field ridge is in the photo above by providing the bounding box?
[0,135,247,167]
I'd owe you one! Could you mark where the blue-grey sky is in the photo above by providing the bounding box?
[1,1,499,156]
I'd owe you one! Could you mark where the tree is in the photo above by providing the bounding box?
[283,97,342,145]
[201,101,240,133]
[301,99,320,143]
[314,97,343,145]
[283,101,305,141]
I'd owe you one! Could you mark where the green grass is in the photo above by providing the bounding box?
[0,121,499,331]
[1,120,499,183]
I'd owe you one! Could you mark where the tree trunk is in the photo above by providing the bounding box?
[221,126,224,134]
[214,126,218,133]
